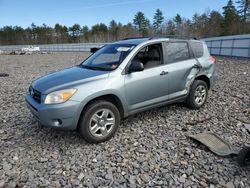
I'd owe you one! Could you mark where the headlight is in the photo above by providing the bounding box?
[44,88,77,104]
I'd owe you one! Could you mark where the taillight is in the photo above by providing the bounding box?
[209,56,216,63]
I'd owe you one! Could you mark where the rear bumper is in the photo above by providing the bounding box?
[25,94,81,130]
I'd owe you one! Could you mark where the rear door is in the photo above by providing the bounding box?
[163,41,198,100]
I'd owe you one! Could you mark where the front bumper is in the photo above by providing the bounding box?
[25,94,81,130]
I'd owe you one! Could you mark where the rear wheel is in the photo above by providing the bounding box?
[79,100,120,144]
[186,80,208,109]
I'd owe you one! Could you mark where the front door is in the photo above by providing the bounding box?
[124,43,169,111]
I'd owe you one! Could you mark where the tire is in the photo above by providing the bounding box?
[186,80,208,109]
[237,146,250,167]
[78,100,120,144]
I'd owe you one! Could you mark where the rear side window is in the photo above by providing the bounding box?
[164,42,190,64]
[190,41,204,58]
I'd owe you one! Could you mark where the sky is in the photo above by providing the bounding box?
[0,0,229,28]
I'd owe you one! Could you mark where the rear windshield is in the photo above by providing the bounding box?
[81,44,135,71]
[190,41,204,58]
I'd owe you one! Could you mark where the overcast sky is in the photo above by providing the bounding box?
[0,0,229,28]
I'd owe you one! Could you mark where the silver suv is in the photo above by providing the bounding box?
[26,37,217,143]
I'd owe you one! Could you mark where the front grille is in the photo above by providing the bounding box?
[30,87,42,103]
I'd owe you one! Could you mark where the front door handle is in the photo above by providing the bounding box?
[160,71,168,76]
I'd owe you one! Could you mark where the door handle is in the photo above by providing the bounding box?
[160,71,168,76]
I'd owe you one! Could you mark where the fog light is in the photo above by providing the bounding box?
[53,119,62,127]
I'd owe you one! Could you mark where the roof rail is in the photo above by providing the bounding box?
[121,37,148,40]
[149,35,199,40]
[121,35,199,41]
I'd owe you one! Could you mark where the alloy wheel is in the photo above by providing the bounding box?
[89,108,115,138]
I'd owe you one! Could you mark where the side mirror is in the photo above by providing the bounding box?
[90,47,100,53]
[129,60,144,73]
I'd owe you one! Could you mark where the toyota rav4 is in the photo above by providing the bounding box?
[26,37,217,143]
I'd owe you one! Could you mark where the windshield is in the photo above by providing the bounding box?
[81,44,135,71]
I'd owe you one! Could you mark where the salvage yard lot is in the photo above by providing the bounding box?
[0,53,249,187]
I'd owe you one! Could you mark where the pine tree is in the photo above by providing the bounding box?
[174,14,182,27]
[153,9,164,34]
[166,20,175,35]
[109,20,119,41]
[208,11,223,37]
[236,0,250,21]
[133,12,150,37]
[81,25,89,42]
[173,14,183,35]
[222,0,240,35]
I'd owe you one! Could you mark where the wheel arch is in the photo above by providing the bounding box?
[195,75,210,89]
[76,94,125,130]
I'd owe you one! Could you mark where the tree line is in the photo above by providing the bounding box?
[0,0,249,45]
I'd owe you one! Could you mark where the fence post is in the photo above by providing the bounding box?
[248,39,250,58]
[219,40,222,56]
[231,39,235,56]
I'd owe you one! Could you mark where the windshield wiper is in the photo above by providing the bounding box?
[80,65,98,70]
[80,64,111,71]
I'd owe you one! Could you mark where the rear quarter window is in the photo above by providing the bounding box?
[190,41,204,58]
[164,42,190,64]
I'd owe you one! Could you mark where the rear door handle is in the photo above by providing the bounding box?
[160,71,168,76]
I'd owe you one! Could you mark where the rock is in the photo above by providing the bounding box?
[186,166,193,175]
[39,158,48,162]
[0,181,5,188]
[136,176,142,185]
[140,174,150,183]
[52,181,61,188]
[180,161,188,165]
[78,173,84,181]
[219,180,226,187]
[3,162,12,171]
[129,175,136,185]
[51,160,57,167]
[13,156,19,161]
[134,142,139,146]
[226,182,235,188]
[179,175,186,183]
[71,179,80,186]
[55,169,63,175]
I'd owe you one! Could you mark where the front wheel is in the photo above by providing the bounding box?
[78,100,120,144]
[186,80,208,109]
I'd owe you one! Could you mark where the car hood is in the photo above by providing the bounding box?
[32,66,110,94]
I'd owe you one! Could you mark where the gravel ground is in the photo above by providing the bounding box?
[0,53,249,188]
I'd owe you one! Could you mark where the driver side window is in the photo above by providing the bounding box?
[132,43,163,69]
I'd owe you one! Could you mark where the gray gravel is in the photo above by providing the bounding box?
[0,53,249,187]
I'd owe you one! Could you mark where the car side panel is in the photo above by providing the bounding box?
[197,42,217,88]
[124,65,169,111]
[72,72,129,119]
[166,59,198,100]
